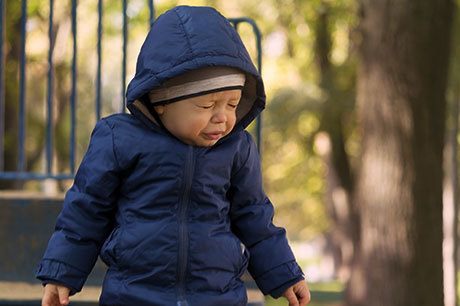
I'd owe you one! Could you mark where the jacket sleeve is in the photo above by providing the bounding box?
[228,131,304,298]
[35,119,122,294]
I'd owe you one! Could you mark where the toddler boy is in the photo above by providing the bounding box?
[36,5,310,306]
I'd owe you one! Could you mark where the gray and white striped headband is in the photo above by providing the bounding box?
[149,67,246,106]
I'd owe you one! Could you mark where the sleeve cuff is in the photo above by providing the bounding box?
[268,275,304,298]
[253,260,304,296]
[35,259,88,295]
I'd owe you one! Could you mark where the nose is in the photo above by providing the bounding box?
[211,109,227,123]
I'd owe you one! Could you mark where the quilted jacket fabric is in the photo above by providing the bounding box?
[36,6,304,306]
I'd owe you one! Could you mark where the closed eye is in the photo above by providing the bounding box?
[197,104,214,109]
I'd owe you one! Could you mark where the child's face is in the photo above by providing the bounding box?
[154,89,242,147]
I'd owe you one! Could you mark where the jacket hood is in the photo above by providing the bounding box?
[126,5,265,133]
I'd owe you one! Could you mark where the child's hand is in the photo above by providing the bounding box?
[42,283,70,306]
[282,280,311,306]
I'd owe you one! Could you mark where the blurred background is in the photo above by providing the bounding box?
[0,0,459,305]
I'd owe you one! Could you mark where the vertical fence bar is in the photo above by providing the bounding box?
[46,0,54,175]
[253,21,262,153]
[70,0,77,173]
[148,0,155,26]
[18,0,28,172]
[121,0,127,113]
[0,0,4,171]
[229,18,263,153]
[96,0,103,120]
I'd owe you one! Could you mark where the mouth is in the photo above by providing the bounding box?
[203,132,224,140]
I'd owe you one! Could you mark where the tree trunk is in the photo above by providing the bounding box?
[313,4,357,282]
[347,0,454,305]
[1,1,23,189]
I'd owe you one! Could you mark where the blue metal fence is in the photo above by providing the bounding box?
[0,1,261,181]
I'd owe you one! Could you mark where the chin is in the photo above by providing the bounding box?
[202,141,218,147]
[196,140,219,147]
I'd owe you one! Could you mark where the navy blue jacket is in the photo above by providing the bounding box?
[36,6,303,305]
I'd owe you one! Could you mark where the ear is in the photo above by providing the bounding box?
[154,105,165,115]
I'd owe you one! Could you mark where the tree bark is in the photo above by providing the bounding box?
[1,1,23,189]
[313,4,357,282]
[347,0,454,305]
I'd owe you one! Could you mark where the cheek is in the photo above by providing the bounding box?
[225,113,237,132]
[229,112,237,125]
[186,117,209,133]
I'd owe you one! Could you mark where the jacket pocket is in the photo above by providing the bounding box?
[100,226,122,267]
[233,238,250,278]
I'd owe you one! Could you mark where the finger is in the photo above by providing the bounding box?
[57,286,70,306]
[298,288,311,306]
[42,293,51,306]
[42,286,58,306]
[284,288,300,306]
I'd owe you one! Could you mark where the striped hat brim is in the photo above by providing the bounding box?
[148,67,246,106]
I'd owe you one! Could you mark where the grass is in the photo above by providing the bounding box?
[265,280,344,306]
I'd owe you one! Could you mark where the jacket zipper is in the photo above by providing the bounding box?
[177,146,195,306]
